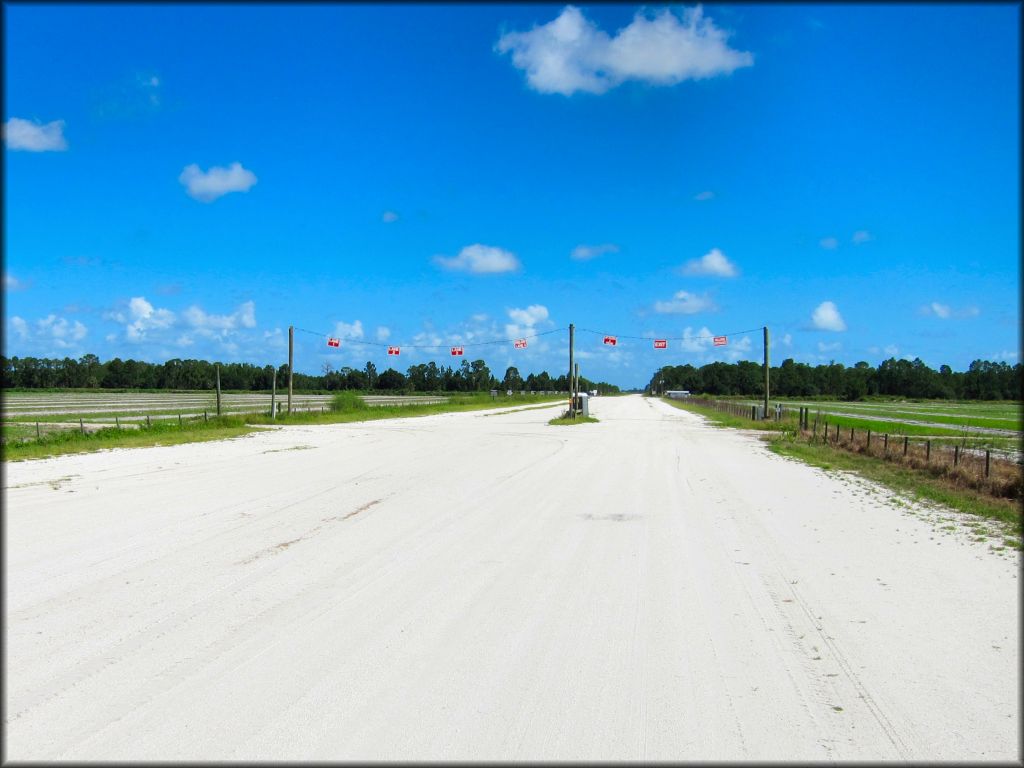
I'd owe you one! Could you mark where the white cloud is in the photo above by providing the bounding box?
[375,326,391,341]
[4,274,26,291]
[654,290,717,314]
[382,210,399,223]
[496,5,753,96]
[780,333,792,347]
[11,317,29,340]
[811,300,846,331]
[508,305,549,326]
[920,302,980,320]
[851,230,872,244]
[991,350,1018,361]
[333,319,364,340]
[694,190,715,201]
[125,296,176,341]
[817,341,842,353]
[819,236,838,250]
[3,117,68,151]
[179,162,257,202]
[681,247,738,277]
[884,344,899,355]
[571,243,619,260]
[9,313,87,349]
[183,300,256,331]
[434,244,521,274]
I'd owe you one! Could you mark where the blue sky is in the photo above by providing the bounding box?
[3,3,1019,388]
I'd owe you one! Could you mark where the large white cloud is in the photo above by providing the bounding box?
[811,300,846,331]
[9,313,87,349]
[681,247,738,277]
[125,296,177,341]
[183,300,257,331]
[3,117,68,151]
[496,5,753,96]
[179,162,257,202]
[654,290,717,314]
[434,244,521,274]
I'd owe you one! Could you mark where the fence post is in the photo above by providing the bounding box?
[954,445,960,466]
[179,413,182,427]
[884,434,888,454]
[115,416,120,430]
[36,422,40,439]
[926,440,931,461]
[204,410,208,423]
[146,414,151,428]
[985,450,991,478]
[850,427,855,443]
[903,436,908,456]
[867,429,871,449]
[79,418,84,435]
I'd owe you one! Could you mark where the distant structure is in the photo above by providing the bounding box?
[665,390,691,399]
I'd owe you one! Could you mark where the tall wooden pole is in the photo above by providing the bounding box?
[568,324,575,415]
[288,325,294,414]
[271,368,277,419]
[763,326,770,419]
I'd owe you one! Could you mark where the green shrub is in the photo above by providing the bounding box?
[331,391,369,412]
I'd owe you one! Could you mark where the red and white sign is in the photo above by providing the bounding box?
[450,346,464,356]
[514,339,528,349]
[713,335,728,346]
[388,346,400,356]
[603,335,617,346]
[653,339,667,349]
[326,337,341,348]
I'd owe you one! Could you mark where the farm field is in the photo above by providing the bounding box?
[3,394,1017,761]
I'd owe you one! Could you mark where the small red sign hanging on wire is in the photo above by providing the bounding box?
[713,336,728,346]
[327,337,341,348]
[450,346,464,356]
[514,339,527,349]
[603,335,617,346]
[388,346,400,355]
[654,339,667,349]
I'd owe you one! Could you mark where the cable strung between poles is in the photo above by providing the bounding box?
[293,325,565,350]
[576,326,764,342]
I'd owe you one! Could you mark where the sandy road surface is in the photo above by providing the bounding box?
[4,395,1018,760]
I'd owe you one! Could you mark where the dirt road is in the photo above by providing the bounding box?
[4,395,1018,760]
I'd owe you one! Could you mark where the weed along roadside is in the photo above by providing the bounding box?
[1,391,566,462]
[661,395,1023,548]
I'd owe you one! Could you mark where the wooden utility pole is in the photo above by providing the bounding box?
[288,325,294,415]
[763,326,770,419]
[215,364,222,416]
[573,362,580,419]
[568,323,575,416]
[271,368,277,419]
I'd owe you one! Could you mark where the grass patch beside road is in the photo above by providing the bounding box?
[662,396,1022,547]
[548,414,600,425]
[2,416,257,461]
[767,434,1021,547]
[3,392,566,461]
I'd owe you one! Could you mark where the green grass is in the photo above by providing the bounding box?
[548,414,600,425]
[767,435,1022,547]
[661,397,794,432]
[2,416,258,461]
[664,396,1021,548]
[2,392,565,461]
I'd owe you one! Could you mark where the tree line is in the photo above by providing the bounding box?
[0,354,620,394]
[648,357,1022,401]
